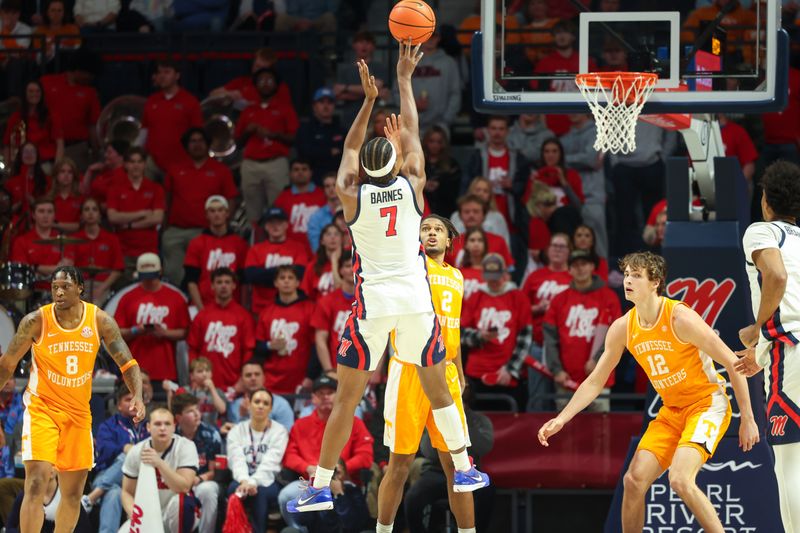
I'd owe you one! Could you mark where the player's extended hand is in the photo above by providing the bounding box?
[357,59,378,101]
[129,394,146,424]
[738,323,760,348]
[734,347,764,377]
[537,417,564,447]
[738,415,760,452]
[384,113,403,148]
[397,39,423,80]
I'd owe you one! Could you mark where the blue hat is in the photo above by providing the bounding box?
[313,87,335,102]
[259,207,288,225]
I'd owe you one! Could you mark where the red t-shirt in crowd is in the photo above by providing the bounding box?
[283,411,374,481]
[310,288,353,369]
[3,111,62,161]
[720,121,758,167]
[187,299,255,390]
[184,231,250,306]
[235,99,299,161]
[164,158,238,228]
[245,239,312,314]
[70,228,125,282]
[544,284,621,385]
[486,148,512,226]
[300,259,336,301]
[106,178,166,257]
[255,296,316,394]
[461,287,532,378]
[142,88,203,171]
[448,231,514,269]
[5,169,52,207]
[273,186,326,244]
[89,167,126,206]
[10,228,63,266]
[460,266,484,301]
[114,284,191,381]
[41,73,101,142]
[524,166,585,206]
[521,267,572,344]
[762,67,800,144]
[528,216,551,253]
[532,52,596,136]
[224,76,293,108]
[53,192,83,225]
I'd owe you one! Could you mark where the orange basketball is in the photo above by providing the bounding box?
[389,0,436,45]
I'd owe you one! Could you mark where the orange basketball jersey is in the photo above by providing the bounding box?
[426,256,463,362]
[627,297,725,408]
[29,302,101,419]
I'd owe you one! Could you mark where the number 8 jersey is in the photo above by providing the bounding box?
[627,297,725,408]
[348,176,434,319]
[29,302,101,418]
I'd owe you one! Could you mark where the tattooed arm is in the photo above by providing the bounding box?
[97,309,145,423]
[0,311,42,390]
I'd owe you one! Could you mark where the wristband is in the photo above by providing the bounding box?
[119,359,139,373]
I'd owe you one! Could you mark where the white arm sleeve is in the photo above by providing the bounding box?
[226,424,250,483]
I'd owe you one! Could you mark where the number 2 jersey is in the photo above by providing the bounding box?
[348,176,433,319]
[627,297,725,408]
[29,302,101,419]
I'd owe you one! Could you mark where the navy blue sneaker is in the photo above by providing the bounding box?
[453,466,490,493]
[286,482,334,513]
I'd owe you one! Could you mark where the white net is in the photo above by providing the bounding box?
[575,73,657,155]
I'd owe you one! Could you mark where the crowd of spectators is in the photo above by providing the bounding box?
[0,0,798,531]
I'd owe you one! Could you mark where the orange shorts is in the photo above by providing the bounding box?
[638,391,731,470]
[21,392,94,471]
[383,358,470,454]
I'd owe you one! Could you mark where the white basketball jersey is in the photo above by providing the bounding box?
[348,177,433,318]
[743,220,800,344]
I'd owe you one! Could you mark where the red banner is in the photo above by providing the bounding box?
[481,412,643,489]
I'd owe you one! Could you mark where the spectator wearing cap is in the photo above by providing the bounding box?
[187,267,255,393]
[244,207,312,314]
[82,140,128,209]
[461,254,532,408]
[70,196,124,304]
[334,31,391,126]
[235,67,299,226]
[391,26,461,134]
[141,59,203,177]
[272,158,326,250]
[253,264,315,395]
[209,47,293,109]
[184,195,249,309]
[306,172,341,251]
[521,232,572,411]
[40,48,101,172]
[543,249,621,412]
[105,146,165,283]
[279,375,374,530]
[162,127,239,287]
[226,388,288,533]
[295,88,346,183]
[114,253,190,385]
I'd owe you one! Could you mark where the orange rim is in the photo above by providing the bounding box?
[575,71,658,90]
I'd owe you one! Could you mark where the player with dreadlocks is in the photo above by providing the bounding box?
[287,42,489,522]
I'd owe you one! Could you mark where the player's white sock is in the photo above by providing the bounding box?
[376,522,394,532]
[312,466,334,489]
[458,528,477,533]
[432,404,470,471]
[773,442,800,532]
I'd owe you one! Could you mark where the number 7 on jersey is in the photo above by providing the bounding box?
[380,206,398,237]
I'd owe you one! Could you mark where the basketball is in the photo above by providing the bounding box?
[389,0,436,45]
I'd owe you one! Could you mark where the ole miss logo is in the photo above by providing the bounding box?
[666,277,736,329]
[770,415,789,436]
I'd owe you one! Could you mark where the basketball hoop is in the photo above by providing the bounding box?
[575,72,658,154]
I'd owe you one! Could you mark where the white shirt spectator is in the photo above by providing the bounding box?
[74,0,121,24]
[123,435,199,509]
[226,420,288,487]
